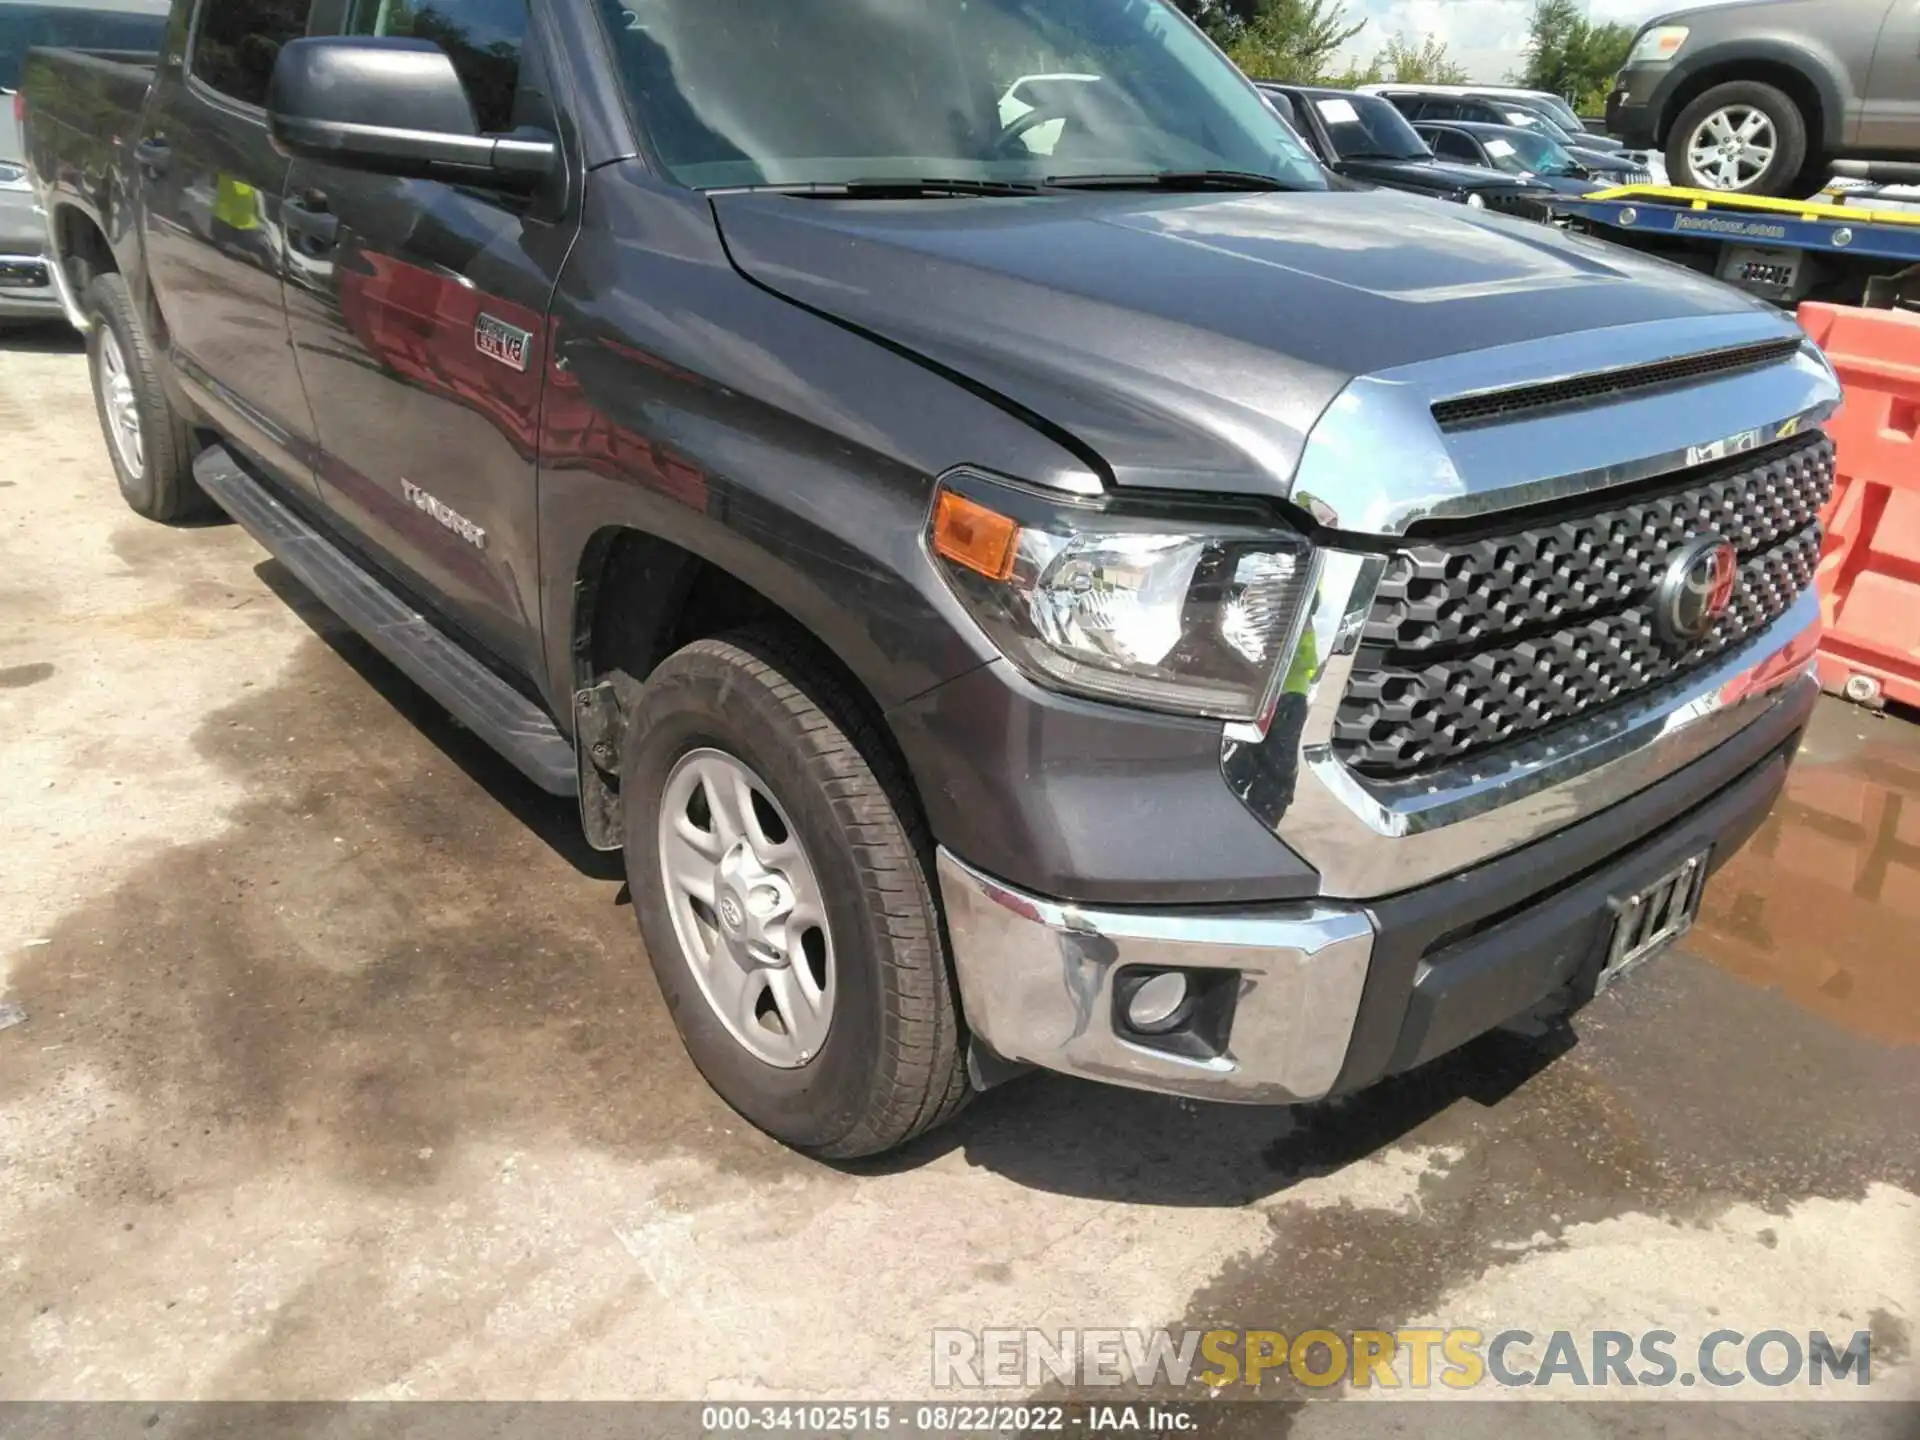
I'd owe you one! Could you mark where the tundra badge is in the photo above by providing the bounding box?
[402,480,487,551]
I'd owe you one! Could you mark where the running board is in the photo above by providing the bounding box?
[194,445,578,797]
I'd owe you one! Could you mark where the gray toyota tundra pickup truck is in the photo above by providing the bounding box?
[1609,0,1920,195]
[24,0,1841,1158]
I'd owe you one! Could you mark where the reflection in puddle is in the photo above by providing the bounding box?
[1692,700,1920,1045]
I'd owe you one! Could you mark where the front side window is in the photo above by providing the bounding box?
[593,0,1323,192]
[1496,97,1574,140]
[191,0,313,106]
[0,2,168,93]
[1534,94,1585,131]
[340,0,527,133]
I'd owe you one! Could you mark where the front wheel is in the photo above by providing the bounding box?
[1666,81,1809,196]
[621,631,970,1159]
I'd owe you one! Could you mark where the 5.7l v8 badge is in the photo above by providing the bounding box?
[475,313,532,372]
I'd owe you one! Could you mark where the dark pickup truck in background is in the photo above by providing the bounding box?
[24,0,1842,1158]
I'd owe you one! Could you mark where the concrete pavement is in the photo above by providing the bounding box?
[1,328,1914,1425]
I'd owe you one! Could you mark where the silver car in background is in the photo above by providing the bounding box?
[1,0,166,325]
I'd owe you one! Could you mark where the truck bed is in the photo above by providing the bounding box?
[20,45,156,221]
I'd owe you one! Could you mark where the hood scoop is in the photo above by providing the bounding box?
[1431,336,1808,431]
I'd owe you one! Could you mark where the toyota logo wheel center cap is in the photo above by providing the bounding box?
[1656,537,1739,646]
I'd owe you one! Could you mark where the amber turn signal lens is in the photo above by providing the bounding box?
[932,490,1020,582]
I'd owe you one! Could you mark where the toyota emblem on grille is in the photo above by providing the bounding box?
[1656,537,1738,645]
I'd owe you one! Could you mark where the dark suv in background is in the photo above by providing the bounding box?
[1416,122,1611,197]
[1259,85,1556,216]
[1609,0,1920,195]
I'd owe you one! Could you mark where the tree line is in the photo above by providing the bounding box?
[1171,0,1636,111]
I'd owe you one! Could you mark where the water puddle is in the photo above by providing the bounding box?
[1691,699,1920,1045]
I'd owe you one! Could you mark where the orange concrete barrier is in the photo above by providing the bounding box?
[1797,302,1920,710]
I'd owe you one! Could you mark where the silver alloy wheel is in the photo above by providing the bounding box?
[1685,105,1776,191]
[97,328,145,478]
[658,748,835,1068]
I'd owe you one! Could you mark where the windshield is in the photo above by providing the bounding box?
[593,0,1324,192]
[1477,127,1580,178]
[1533,94,1585,131]
[1493,97,1580,141]
[1310,91,1429,161]
[0,1,165,92]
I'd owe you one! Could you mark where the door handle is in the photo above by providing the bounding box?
[283,190,339,252]
[133,137,170,175]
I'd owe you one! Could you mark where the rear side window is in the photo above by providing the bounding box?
[341,0,528,134]
[191,0,314,106]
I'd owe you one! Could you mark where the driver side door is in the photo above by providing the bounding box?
[282,0,577,681]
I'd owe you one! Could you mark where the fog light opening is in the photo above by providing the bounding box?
[1125,971,1192,1035]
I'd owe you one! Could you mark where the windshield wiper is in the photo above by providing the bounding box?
[1041,169,1301,193]
[1336,151,1427,163]
[720,177,1047,199]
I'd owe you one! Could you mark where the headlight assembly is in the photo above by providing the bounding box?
[927,470,1315,724]
[1627,25,1689,64]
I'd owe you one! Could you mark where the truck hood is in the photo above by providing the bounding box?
[711,186,1777,497]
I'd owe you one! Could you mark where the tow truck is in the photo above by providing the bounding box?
[1556,163,1920,312]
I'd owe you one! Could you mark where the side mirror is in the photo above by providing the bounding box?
[267,37,554,192]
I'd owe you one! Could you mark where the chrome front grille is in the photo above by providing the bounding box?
[1332,433,1835,779]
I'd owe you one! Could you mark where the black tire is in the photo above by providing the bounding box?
[83,272,208,524]
[1666,81,1809,197]
[622,630,970,1159]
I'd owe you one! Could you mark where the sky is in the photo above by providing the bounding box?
[1332,0,1723,84]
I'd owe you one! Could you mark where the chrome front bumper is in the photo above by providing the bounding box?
[940,594,1821,1105]
[937,849,1374,1104]
[0,252,61,318]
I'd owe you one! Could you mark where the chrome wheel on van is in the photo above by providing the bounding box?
[1684,105,1776,191]
[657,747,836,1069]
[96,327,145,479]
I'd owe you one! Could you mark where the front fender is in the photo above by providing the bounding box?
[536,169,1099,725]
[1656,38,1851,149]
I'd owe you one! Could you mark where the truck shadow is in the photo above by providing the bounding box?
[253,558,625,885]
[250,553,1573,1206]
[866,1023,1573,1206]
[0,321,84,354]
